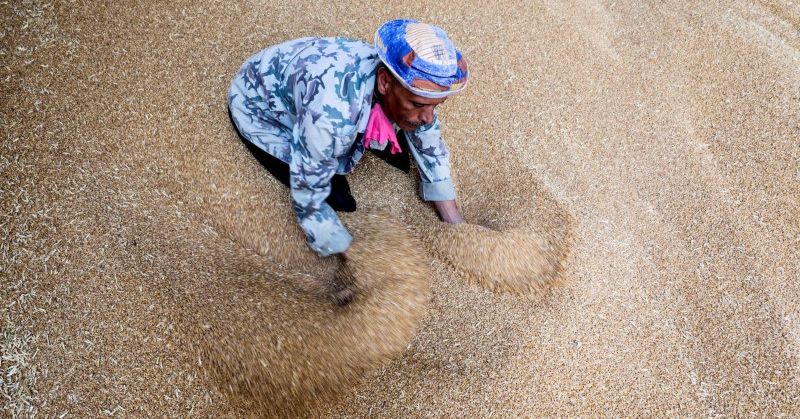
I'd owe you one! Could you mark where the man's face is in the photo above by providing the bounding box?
[376,67,447,132]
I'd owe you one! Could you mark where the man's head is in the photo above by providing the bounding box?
[374,19,469,131]
[376,66,446,131]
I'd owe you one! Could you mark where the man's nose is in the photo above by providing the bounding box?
[420,107,434,125]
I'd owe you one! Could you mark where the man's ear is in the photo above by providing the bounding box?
[376,67,391,95]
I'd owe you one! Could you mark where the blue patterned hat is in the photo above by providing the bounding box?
[375,19,469,99]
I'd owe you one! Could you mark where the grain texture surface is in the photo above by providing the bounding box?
[2,0,798,417]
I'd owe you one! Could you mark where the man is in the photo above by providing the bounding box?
[228,19,468,258]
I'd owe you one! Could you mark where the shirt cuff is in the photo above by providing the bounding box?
[310,224,353,257]
[419,178,456,201]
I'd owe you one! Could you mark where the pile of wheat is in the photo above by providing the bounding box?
[425,223,568,295]
[408,162,574,296]
[185,212,431,417]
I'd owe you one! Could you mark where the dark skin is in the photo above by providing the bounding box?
[376,67,445,131]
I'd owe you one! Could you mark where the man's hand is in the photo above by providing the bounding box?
[433,200,464,224]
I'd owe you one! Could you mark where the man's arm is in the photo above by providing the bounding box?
[404,113,459,206]
[290,116,352,257]
[433,200,463,224]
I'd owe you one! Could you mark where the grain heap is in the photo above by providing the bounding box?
[184,212,431,416]
[404,161,574,296]
[426,223,567,295]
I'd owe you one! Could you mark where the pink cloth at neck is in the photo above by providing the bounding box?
[363,103,402,154]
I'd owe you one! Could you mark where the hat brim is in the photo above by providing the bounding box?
[376,51,468,99]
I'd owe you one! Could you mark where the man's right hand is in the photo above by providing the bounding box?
[433,199,464,224]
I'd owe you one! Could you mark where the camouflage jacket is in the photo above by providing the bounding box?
[228,37,456,256]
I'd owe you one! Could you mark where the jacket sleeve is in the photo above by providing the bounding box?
[289,114,352,256]
[405,113,457,201]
